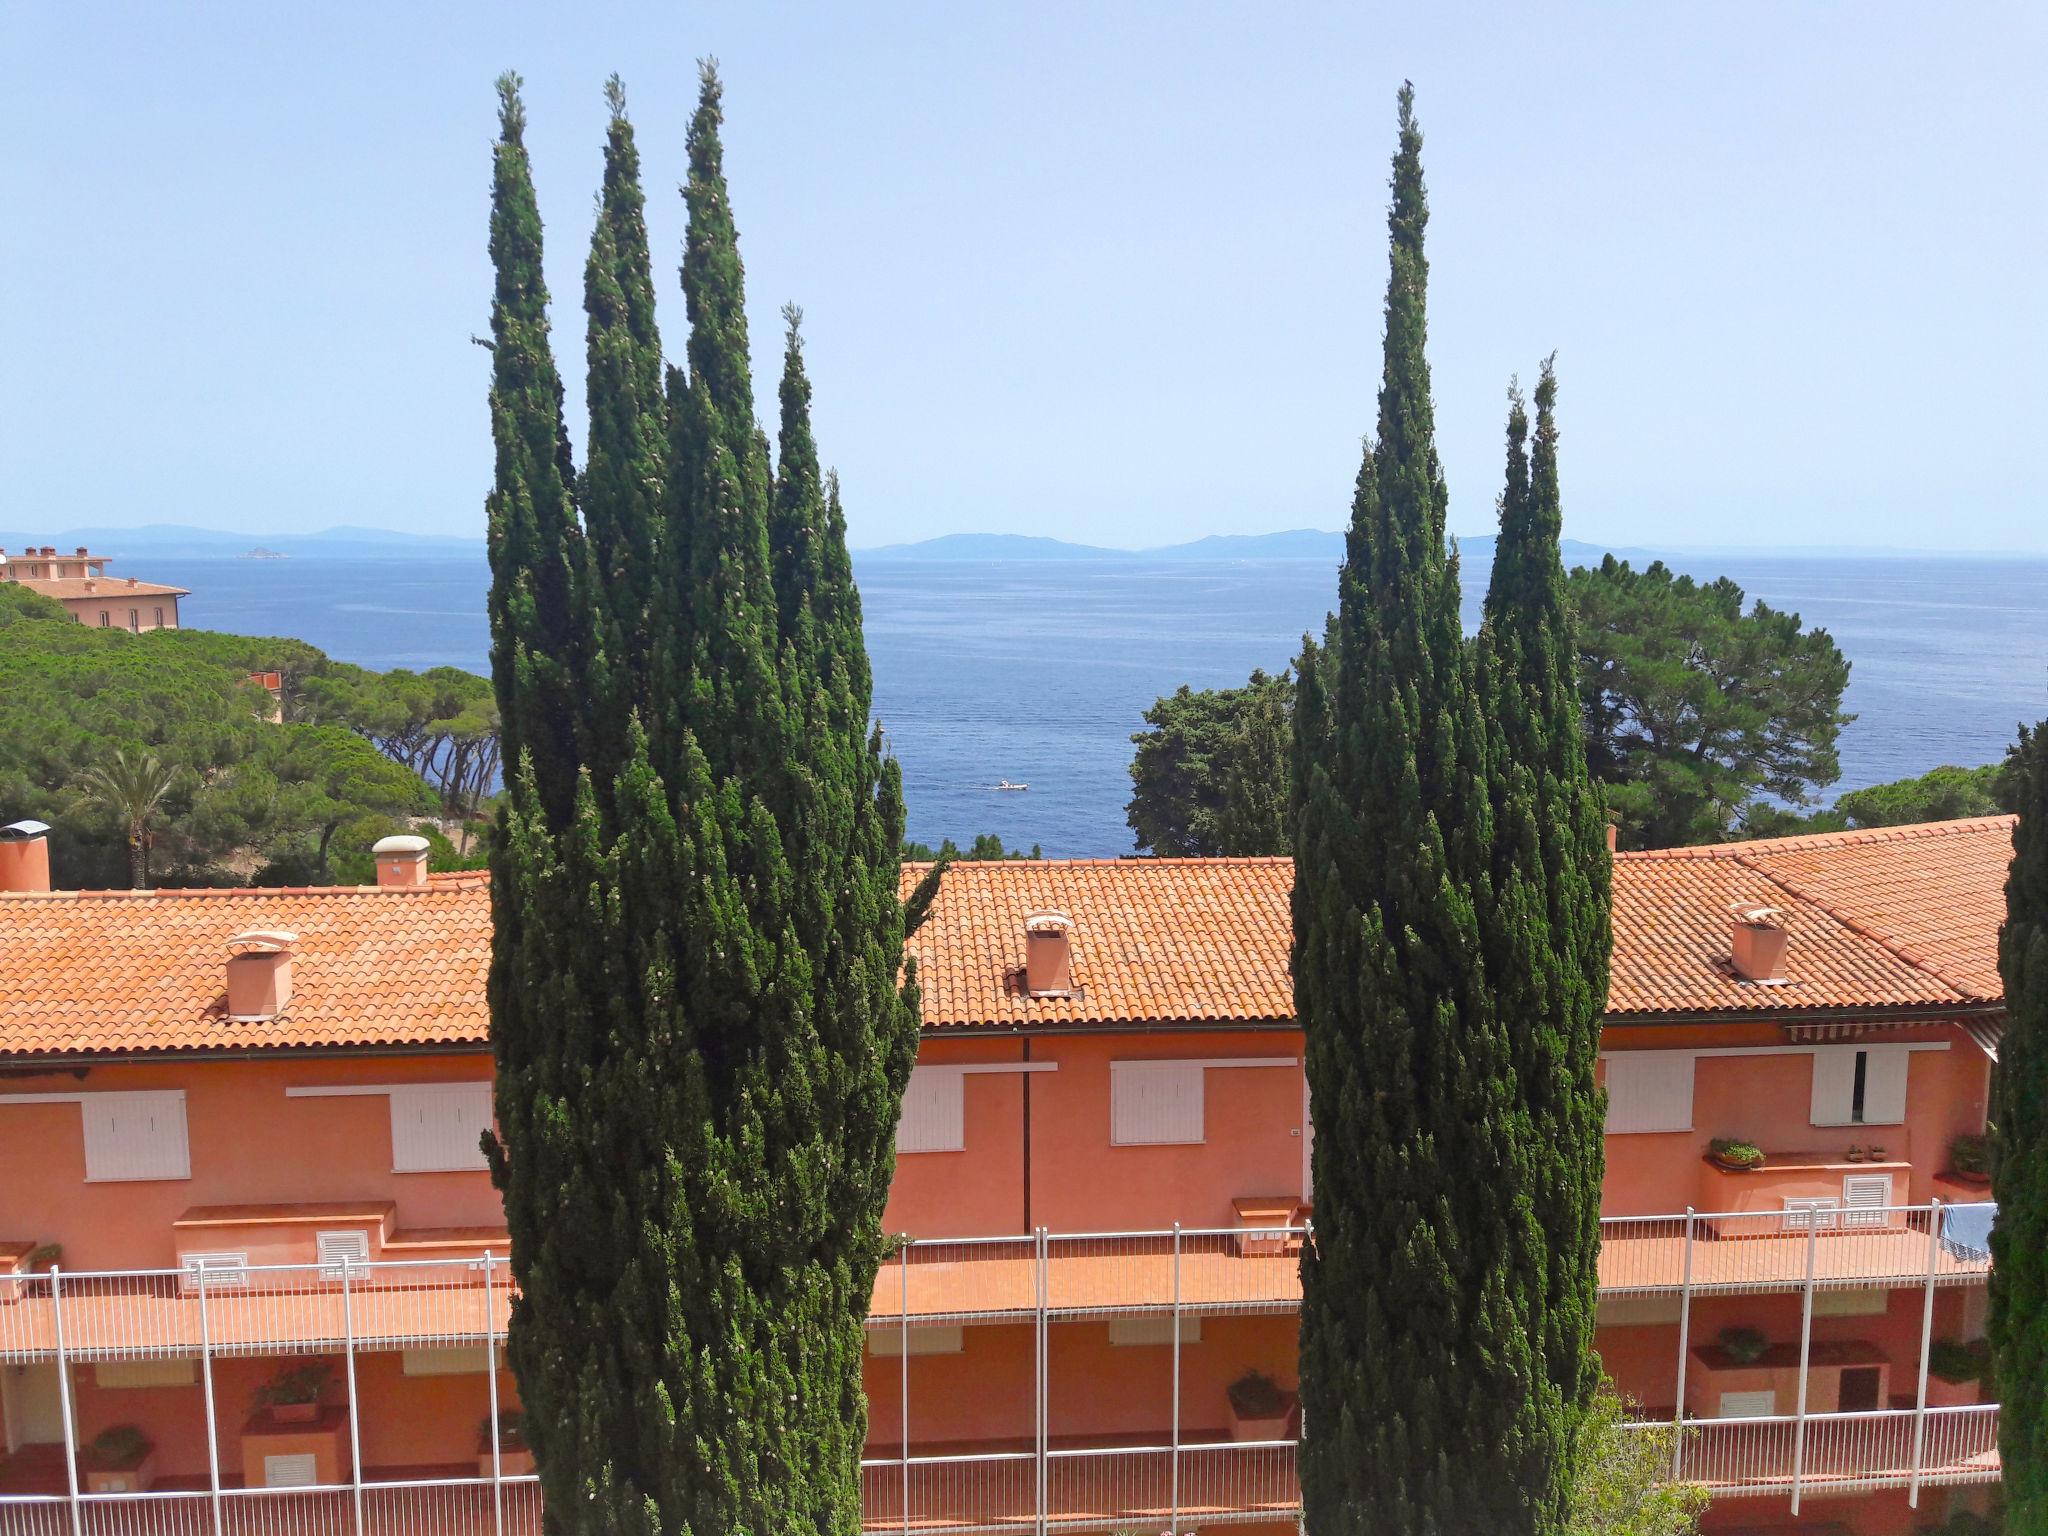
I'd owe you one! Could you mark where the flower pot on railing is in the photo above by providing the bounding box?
[1226,1371,1297,1442]
[251,1360,336,1426]
[1925,1339,1990,1407]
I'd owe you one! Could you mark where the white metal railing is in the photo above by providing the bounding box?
[0,1203,1998,1531]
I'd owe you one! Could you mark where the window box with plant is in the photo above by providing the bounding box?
[1945,1134,1992,1189]
[81,1425,156,1494]
[478,1411,534,1477]
[1225,1369,1296,1442]
[252,1361,336,1425]
[1715,1327,1769,1366]
[1924,1338,1991,1408]
[1707,1138,1765,1172]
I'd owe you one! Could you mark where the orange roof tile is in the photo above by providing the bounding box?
[7,577,190,600]
[0,818,2014,1058]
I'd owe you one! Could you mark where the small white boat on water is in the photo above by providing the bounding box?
[994,780,1030,792]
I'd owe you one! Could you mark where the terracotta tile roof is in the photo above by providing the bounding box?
[0,884,489,1058]
[1608,816,2014,1016]
[6,577,190,600]
[0,819,2013,1058]
[904,857,1295,1030]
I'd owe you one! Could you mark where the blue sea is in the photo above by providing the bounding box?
[142,554,2048,858]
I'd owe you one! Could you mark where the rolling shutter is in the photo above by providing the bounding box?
[81,1092,190,1182]
[389,1084,493,1173]
[896,1067,966,1154]
[1602,1054,1695,1134]
[1111,1062,1204,1145]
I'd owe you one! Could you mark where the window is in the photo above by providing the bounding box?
[98,610,109,626]
[1842,1173,1893,1227]
[1810,1046,1909,1126]
[403,1346,492,1376]
[316,1229,371,1279]
[153,607,164,627]
[97,1359,198,1388]
[868,1325,964,1357]
[127,608,139,631]
[1108,1314,1202,1346]
[389,1083,494,1172]
[82,1091,190,1181]
[1111,1061,1205,1145]
[896,1066,965,1154]
[1602,1053,1695,1134]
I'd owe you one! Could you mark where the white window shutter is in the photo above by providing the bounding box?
[1602,1054,1696,1134]
[389,1084,493,1173]
[1111,1062,1204,1145]
[896,1067,966,1154]
[81,1092,190,1181]
[1860,1047,1910,1125]
[1810,1049,1859,1126]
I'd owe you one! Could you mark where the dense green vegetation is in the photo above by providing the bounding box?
[0,581,488,885]
[1992,725,2048,1534]
[1131,558,1871,854]
[483,69,921,1536]
[903,832,1041,861]
[1294,85,1604,1535]
[1567,1386,1708,1534]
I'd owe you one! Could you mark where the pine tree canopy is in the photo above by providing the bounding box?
[484,64,919,1536]
[1991,722,2048,1531]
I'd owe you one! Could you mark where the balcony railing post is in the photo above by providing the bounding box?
[1171,1222,1182,1535]
[484,1251,505,1536]
[1035,1226,1048,1536]
[1790,1213,1819,1515]
[1671,1207,1696,1481]
[48,1267,82,1536]
[197,1263,224,1536]
[900,1238,911,1536]
[1909,1199,1942,1507]
[341,1256,366,1536]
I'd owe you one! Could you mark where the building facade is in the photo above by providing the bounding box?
[0,816,2014,1535]
[0,547,186,631]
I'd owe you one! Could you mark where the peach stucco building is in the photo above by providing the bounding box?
[0,815,2016,1535]
[0,546,186,631]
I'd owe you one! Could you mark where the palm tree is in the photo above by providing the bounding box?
[75,750,178,888]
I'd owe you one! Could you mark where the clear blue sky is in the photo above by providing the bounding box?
[5,2,2043,551]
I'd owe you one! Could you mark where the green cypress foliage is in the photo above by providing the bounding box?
[486,62,919,1536]
[1477,361,1614,1526]
[1293,82,1538,1535]
[1991,722,2048,1532]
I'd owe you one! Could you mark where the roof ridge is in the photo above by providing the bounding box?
[1729,850,1988,1004]
[0,883,481,902]
[901,856,1295,870]
[1617,815,2016,863]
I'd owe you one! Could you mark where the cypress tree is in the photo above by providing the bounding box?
[1991,722,2048,1532]
[486,61,919,1536]
[1293,82,1537,1535]
[1477,361,1613,1527]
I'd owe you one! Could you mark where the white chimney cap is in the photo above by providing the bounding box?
[227,930,298,954]
[1,820,52,840]
[372,834,432,856]
[1728,901,1782,926]
[1024,911,1072,933]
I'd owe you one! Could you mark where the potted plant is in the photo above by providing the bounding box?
[1948,1134,1993,1189]
[1716,1326,1769,1366]
[1926,1338,1991,1406]
[81,1424,156,1493]
[253,1361,335,1425]
[1225,1369,1294,1442]
[477,1411,535,1477]
[26,1243,61,1273]
[1708,1138,1765,1172]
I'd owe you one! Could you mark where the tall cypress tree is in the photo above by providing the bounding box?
[487,61,919,1536]
[1293,82,1539,1535]
[1991,723,2048,1533]
[1477,361,1613,1527]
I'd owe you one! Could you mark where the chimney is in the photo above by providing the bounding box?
[1606,823,1619,854]
[0,821,53,894]
[372,833,431,888]
[75,547,88,558]
[226,931,297,1021]
[1729,902,1789,982]
[1024,911,1074,997]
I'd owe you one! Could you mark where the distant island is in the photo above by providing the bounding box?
[853,528,1639,567]
[241,547,288,560]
